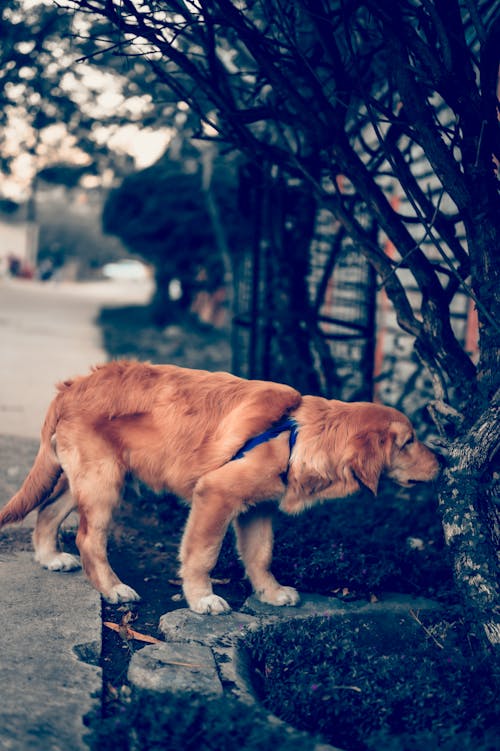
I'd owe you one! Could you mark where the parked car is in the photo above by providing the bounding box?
[102,259,150,281]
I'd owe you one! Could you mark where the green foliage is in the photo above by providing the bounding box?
[38,163,97,188]
[103,161,247,320]
[0,0,166,195]
[270,485,455,601]
[104,169,208,261]
[103,163,244,274]
[244,612,499,751]
[0,2,102,171]
[87,690,319,751]
[37,192,126,278]
[0,197,19,214]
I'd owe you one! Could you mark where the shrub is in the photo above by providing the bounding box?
[244,611,499,751]
[87,690,319,751]
[270,484,455,601]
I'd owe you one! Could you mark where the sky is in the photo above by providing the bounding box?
[1,1,172,200]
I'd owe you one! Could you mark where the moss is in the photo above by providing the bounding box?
[87,690,319,751]
[244,611,499,751]
[269,485,455,602]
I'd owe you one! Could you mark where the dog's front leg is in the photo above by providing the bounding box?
[233,506,300,607]
[179,440,291,614]
[179,474,237,614]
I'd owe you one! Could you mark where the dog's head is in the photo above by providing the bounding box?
[345,405,441,494]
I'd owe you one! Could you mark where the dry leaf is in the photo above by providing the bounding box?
[104,621,163,644]
[106,683,119,700]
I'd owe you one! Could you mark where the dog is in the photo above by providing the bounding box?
[0,360,440,614]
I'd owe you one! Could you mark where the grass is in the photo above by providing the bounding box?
[244,612,499,751]
[88,690,321,751]
[269,485,455,602]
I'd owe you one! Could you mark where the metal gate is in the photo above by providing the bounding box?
[231,166,377,400]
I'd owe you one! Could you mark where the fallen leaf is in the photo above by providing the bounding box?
[106,682,119,700]
[104,621,163,644]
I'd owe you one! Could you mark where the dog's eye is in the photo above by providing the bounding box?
[402,435,415,450]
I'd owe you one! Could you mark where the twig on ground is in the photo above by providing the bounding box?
[409,609,444,649]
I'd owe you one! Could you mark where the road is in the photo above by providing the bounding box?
[0,276,152,438]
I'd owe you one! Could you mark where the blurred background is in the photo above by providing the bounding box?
[0,0,492,433]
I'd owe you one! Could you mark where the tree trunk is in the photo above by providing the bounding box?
[151,264,176,326]
[438,388,500,658]
[265,174,340,397]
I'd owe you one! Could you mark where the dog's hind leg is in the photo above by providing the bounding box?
[233,507,300,607]
[71,462,140,604]
[33,474,80,572]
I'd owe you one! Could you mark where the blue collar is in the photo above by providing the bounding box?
[231,416,298,464]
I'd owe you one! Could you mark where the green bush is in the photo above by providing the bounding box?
[270,484,455,601]
[244,612,499,751]
[87,690,319,751]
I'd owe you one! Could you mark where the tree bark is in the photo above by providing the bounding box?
[151,263,177,326]
[438,388,500,655]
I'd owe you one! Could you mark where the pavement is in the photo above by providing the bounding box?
[0,276,152,751]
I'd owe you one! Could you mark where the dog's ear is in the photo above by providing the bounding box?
[346,431,387,495]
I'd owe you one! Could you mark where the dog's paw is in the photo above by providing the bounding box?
[257,586,300,607]
[104,583,141,604]
[190,594,231,615]
[39,553,81,572]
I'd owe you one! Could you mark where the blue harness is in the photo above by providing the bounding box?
[231,416,298,483]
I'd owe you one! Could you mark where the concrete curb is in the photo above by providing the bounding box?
[128,593,442,750]
[0,550,102,751]
[0,434,102,751]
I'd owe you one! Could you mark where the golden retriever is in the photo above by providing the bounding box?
[0,361,440,614]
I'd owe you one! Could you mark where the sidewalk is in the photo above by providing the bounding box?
[0,278,151,751]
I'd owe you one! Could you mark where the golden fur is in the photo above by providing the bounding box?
[0,361,440,614]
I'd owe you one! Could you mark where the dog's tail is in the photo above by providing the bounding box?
[0,397,63,528]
